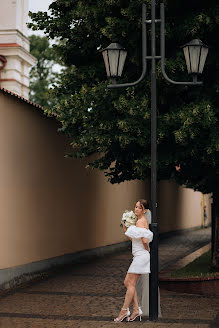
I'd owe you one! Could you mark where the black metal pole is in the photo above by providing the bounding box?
[149,0,159,321]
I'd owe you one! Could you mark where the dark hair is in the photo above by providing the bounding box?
[137,199,149,210]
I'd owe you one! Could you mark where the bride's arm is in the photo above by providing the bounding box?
[136,220,150,251]
[122,222,132,240]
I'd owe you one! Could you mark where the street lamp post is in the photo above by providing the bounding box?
[101,0,208,321]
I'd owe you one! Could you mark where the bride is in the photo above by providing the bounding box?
[114,199,155,322]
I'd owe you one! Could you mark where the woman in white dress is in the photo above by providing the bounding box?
[114,199,153,322]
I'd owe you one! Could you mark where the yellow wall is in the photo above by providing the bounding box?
[158,181,212,233]
[0,93,212,270]
[0,93,148,269]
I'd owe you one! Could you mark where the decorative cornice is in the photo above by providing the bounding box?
[0,29,29,42]
[0,46,36,66]
[0,43,21,47]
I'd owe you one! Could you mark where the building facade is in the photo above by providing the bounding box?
[0,0,36,99]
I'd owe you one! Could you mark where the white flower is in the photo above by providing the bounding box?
[121,210,137,228]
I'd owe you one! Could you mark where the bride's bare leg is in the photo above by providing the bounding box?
[133,289,139,309]
[123,273,140,308]
[130,289,140,320]
[115,273,140,321]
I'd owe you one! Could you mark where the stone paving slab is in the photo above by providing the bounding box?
[0,227,215,328]
[0,290,218,328]
[159,227,211,270]
[0,319,213,328]
[20,276,124,295]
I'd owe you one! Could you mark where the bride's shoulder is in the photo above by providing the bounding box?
[136,218,148,229]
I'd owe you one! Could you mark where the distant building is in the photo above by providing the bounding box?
[0,0,36,99]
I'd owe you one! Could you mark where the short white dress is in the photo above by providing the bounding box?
[125,226,153,274]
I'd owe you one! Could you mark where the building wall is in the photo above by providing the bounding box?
[0,93,148,269]
[158,181,212,233]
[0,0,29,36]
[0,93,212,270]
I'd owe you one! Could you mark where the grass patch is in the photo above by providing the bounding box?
[171,250,219,278]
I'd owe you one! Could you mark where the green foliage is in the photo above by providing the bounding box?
[28,0,219,193]
[29,35,61,108]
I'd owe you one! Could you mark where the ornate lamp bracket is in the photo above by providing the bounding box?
[107,3,205,89]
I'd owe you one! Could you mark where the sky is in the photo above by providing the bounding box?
[28,0,62,72]
[28,0,53,36]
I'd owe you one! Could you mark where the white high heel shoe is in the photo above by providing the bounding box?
[128,306,143,322]
[114,308,130,322]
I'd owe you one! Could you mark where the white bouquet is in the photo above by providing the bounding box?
[121,210,138,228]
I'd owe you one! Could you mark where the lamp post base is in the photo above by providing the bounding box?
[149,222,159,320]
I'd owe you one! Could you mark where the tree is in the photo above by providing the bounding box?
[29,0,219,266]
[29,34,61,108]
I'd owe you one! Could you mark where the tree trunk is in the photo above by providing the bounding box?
[212,191,219,269]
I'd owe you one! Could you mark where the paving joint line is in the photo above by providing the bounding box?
[0,312,214,324]
[15,290,125,297]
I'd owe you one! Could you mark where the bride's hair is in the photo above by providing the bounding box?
[138,199,149,210]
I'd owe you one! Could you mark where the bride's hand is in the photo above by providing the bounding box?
[121,221,127,232]
[144,243,150,252]
[142,237,150,252]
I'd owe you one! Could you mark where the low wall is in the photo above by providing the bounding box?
[159,276,219,297]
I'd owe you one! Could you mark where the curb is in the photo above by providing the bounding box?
[159,277,219,297]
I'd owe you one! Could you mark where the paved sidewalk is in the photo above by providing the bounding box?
[159,227,212,271]
[1,227,218,328]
